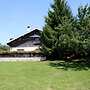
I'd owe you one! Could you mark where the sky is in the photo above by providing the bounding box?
[0,0,90,45]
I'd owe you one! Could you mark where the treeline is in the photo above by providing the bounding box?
[41,0,90,60]
[0,43,9,53]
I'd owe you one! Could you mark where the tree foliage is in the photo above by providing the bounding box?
[41,0,90,60]
[0,43,10,53]
[76,5,90,57]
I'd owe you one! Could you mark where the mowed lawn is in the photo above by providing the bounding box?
[0,61,90,90]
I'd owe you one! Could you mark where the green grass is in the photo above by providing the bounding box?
[0,61,90,90]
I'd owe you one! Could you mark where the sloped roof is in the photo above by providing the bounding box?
[7,29,42,47]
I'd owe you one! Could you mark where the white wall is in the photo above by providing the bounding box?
[10,46,39,52]
[0,57,46,61]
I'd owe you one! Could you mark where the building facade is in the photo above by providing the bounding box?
[7,29,41,53]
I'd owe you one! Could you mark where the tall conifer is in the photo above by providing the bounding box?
[41,0,73,59]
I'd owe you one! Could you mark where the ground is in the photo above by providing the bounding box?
[0,61,90,90]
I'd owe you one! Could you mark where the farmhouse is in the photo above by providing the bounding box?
[7,29,41,53]
[0,29,46,61]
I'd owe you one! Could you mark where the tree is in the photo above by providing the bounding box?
[0,43,9,53]
[75,5,90,57]
[41,0,90,60]
[41,0,73,59]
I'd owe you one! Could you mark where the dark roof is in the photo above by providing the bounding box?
[7,29,42,47]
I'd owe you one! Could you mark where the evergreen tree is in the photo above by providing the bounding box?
[41,0,90,60]
[41,0,73,59]
[76,5,90,57]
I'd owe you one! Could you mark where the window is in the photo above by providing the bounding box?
[17,49,24,52]
[34,43,40,45]
[35,38,39,41]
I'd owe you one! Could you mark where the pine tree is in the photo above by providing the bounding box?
[76,5,90,57]
[41,0,73,59]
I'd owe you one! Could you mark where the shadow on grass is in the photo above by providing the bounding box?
[49,59,90,71]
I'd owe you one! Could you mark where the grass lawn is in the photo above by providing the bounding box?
[0,61,90,90]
